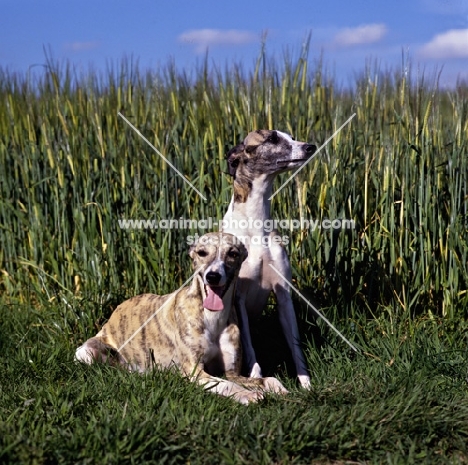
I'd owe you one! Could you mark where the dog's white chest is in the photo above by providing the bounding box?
[202,310,226,360]
[241,244,266,278]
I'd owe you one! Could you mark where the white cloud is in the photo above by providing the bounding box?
[178,29,258,53]
[420,29,468,58]
[333,23,388,47]
[64,41,100,52]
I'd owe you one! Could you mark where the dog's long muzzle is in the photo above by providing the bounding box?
[276,143,317,166]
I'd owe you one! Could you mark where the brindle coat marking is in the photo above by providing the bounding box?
[75,232,287,404]
[223,130,316,388]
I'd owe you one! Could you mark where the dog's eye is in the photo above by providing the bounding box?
[266,132,279,144]
[197,249,208,257]
[228,250,239,259]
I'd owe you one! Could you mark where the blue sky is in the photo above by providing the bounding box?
[1,0,468,86]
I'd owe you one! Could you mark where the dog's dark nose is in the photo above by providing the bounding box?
[304,144,316,155]
[206,271,222,285]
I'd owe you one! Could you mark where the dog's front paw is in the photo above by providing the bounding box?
[249,363,263,378]
[298,374,311,389]
[262,377,289,395]
[232,389,264,405]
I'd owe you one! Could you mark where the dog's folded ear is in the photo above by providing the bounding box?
[239,244,248,263]
[189,244,196,260]
[226,144,245,177]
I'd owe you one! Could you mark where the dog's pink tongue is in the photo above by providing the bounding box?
[203,286,224,311]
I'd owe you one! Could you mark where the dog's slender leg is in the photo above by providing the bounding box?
[219,323,242,373]
[274,285,311,388]
[221,316,288,396]
[236,296,262,378]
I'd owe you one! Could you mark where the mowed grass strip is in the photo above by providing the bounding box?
[1,302,468,464]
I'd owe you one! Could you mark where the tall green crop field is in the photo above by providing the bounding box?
[1,52,466,316]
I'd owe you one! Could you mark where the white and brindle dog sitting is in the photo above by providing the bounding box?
[222,130,316,388]
[75,232,287,404]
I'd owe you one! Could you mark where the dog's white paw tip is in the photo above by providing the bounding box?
[75,345,94,365]
[263,377,289,395]
[249,363,263,378]
[298,375,311,389]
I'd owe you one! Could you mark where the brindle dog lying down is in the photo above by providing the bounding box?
[75,232,288,404]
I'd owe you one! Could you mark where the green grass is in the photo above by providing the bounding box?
[1,45,468,462]
[2,301,468,463]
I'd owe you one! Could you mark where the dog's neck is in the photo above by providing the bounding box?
[224,175,274,226]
